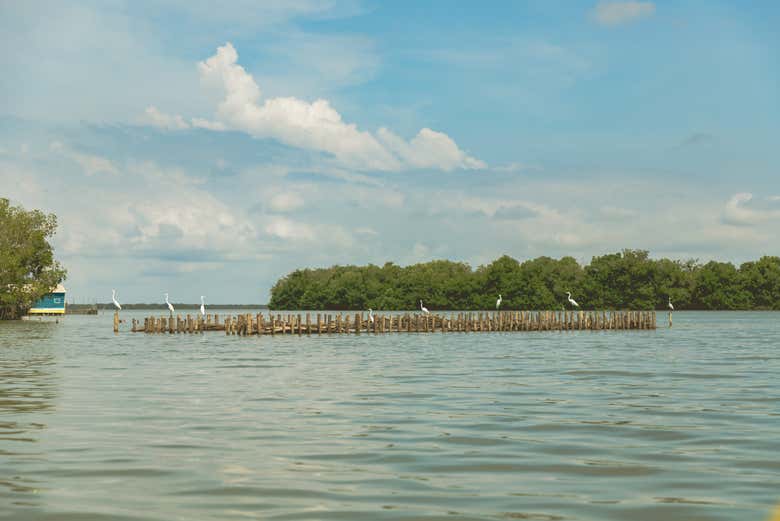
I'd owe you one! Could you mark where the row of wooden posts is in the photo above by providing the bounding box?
[120,310,659,335]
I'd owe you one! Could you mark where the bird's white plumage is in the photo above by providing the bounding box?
[165,293,175,313]
[420,300,430,315]
[668,297,674,311]
[200,296,206,316]
[368,308,374,323]
[566,291,579,308]
[111,289,122,310]
[496,294,502,310]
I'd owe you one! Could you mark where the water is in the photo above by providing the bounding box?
[1,311,779,521]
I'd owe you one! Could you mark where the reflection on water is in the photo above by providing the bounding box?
[0,321,58,508]
[0,311,779,521]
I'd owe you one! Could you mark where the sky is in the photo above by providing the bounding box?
[1,0,778,304]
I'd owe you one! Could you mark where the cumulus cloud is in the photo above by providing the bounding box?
[377,127,486,171]
[591,1,655,26]
[146,42,484,172]
[143,106,190,130]
[722,192,780,226]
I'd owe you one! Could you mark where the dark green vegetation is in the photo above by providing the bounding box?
[269,251,780,311]
[0,198,67,319]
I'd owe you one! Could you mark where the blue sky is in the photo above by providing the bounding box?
[1,1,778,303]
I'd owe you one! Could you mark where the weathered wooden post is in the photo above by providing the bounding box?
[113,311,120,333]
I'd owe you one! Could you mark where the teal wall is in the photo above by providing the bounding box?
[32,292,66,310]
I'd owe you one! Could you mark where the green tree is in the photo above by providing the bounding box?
[692,261,752,310]
[738,256,780,310]
[583,250,659,309]
[267,252,780,311]
[0,198,67,320]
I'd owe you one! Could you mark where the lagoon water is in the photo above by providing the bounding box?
[1,311,779,521]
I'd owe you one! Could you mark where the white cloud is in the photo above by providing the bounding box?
[269,192,305,212]
[722,192,780,226]
[264,216,313,241]
[50,141,119,176]
[143,106,190,130]
[591,1,655,26]
[355,226,378,237]
[493,162,542,173]
[149,42,484,172]
[377,127,486,171]
[191,117,227,131]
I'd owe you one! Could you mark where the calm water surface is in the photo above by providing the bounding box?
[1,311,779,520]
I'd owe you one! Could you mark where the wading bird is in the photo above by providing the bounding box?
[368,308,374,323]
[111,289,121,311]
[420,300,430,315]
[200,296,206,316]
[668,297,674,311]
[566,292,579,308]
[496,294,502,310]
[165,293,175,314]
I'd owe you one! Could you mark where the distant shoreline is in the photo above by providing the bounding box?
[70,304,269,310]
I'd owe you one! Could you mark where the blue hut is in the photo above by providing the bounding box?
[28,284,67,315]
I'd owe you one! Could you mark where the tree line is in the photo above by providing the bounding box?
[268,250,780,311]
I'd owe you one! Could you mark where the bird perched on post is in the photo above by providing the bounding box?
[420,300,430,315]
[566,292,579,308]
[668,297,674,311]
[496,294,502,310]
[112,289,122,311]
[165,293,175,314]
[200,296,206,317]
[368,308,374,323]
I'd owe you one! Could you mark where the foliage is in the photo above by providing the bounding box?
[269,250,780,311]
[0,198,67,319]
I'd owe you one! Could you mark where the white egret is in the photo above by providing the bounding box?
[165,293,175,314]
[668,297,674,311]
[566,291,579,308]
[368,308,374,323]
[200,296,206,316]
[496,294,502,310]
[111,289,121,311]
[420,300,430,315]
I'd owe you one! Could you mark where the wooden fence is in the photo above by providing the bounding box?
[122,310,658,335]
